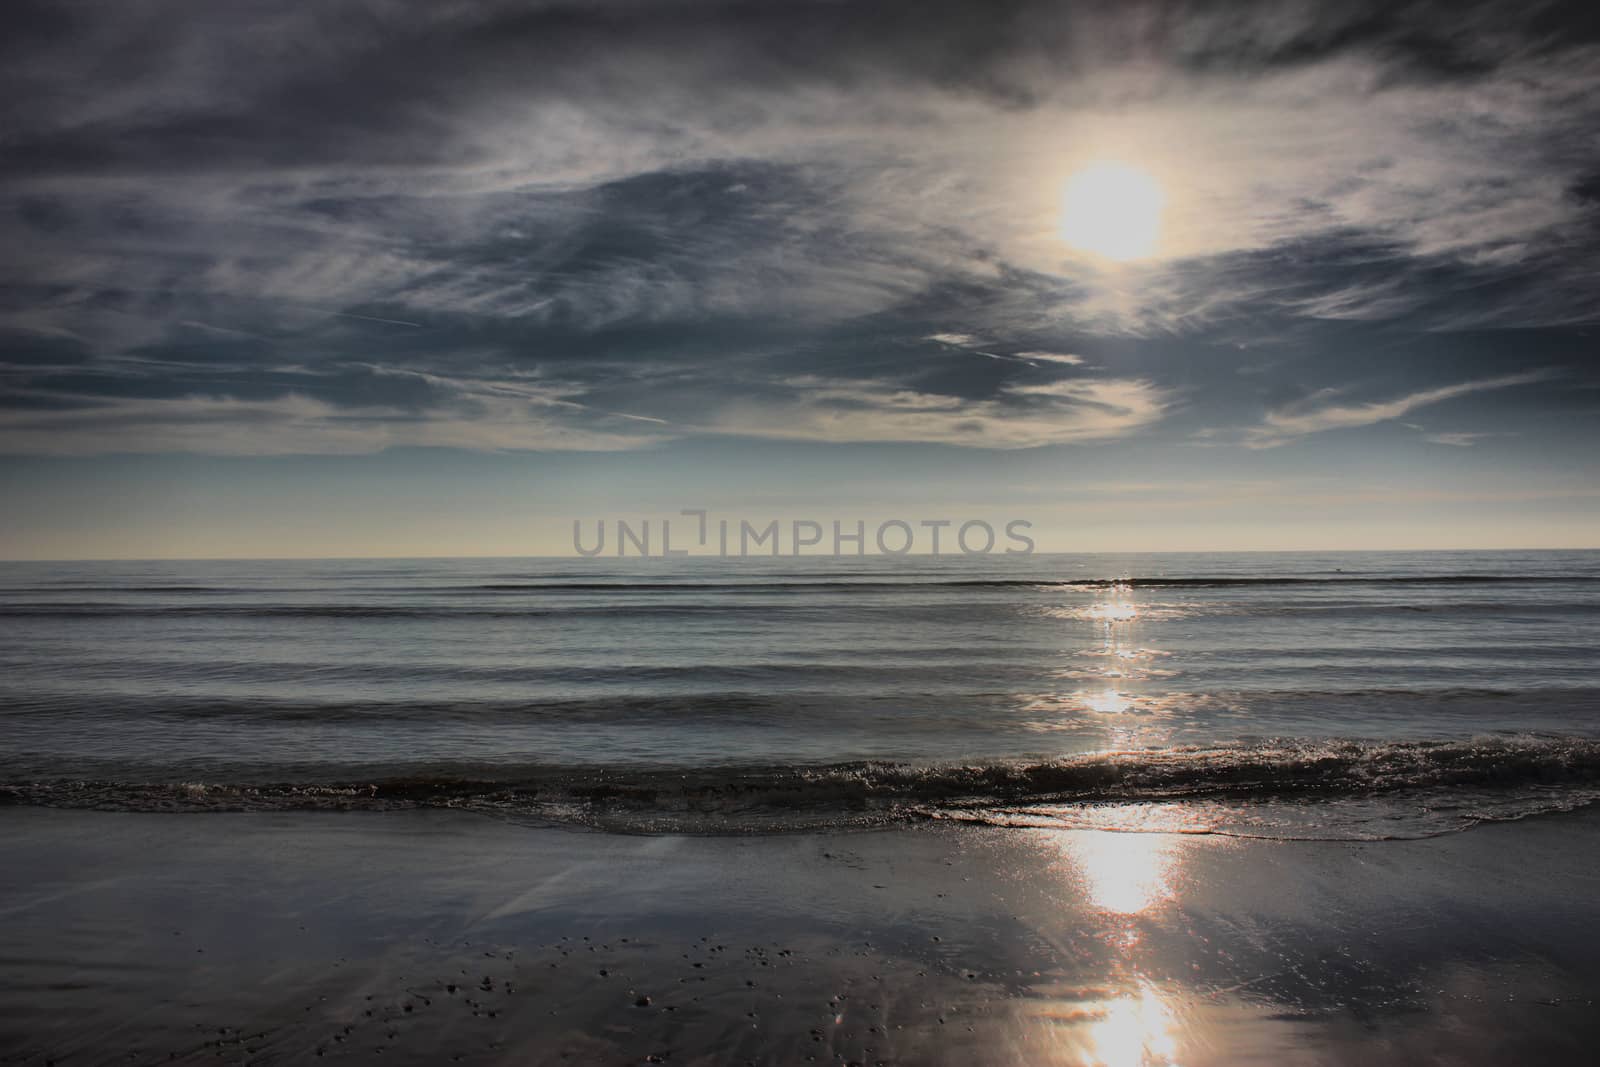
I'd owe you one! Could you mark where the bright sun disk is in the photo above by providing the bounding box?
[1059,162,1165,262]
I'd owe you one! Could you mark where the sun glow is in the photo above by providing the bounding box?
[1059,162,1165,261]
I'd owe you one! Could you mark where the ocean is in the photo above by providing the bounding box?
[2,549,1598,839]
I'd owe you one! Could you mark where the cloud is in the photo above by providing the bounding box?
[925,333,1079,368]
[702,374,1169,449]
[9,3,1600,330]
[1422,431,1510,447]
[1242,370,1554,447]
[0,390,668,457]
[0,340,1166,453]
[0,0,1598,456]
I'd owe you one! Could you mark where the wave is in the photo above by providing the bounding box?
[10,686,1595,726]
[5,575,1595,599]
[0,584,246,594]
[4,601,1596,624]
[5,735,1598,838]
[469,575,1597,591]
[0,602,837,619]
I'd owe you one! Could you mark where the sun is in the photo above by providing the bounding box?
[1059,162,1165,262]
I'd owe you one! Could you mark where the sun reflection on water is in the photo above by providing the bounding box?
[1086,599,1139,623]
[1024,580,1190,734]
[1081,587,1147,718]
[1083,689,1134,716]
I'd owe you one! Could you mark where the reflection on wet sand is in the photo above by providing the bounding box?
[1072,830,1178,917]
[1086,983,1181,1067]
[1030,980,1183,1067]
[7,810,1600,1066]
[1050,831,1186,1064]
[987,828,1192,1063]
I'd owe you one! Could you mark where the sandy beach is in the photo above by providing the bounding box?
[3,808,1599,1065]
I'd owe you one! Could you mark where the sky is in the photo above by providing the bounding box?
[2,0,1599,558]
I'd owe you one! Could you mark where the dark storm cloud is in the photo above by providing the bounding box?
[1,0,1598,454]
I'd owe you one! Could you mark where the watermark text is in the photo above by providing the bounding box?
[572,511,1034,557]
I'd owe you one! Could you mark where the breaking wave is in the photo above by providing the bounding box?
[5,735,1599,840]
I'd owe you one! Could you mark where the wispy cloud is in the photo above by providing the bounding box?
[1422,431,1513,447]
[1016,352,1085,366]
[702,375,1169,449]
[1242,371,1555,448]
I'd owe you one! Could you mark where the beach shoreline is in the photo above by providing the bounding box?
[4,806,1599,1065]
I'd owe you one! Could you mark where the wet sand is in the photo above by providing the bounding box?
[2,807,1599,1065]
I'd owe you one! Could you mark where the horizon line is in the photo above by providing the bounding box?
[2,546,1597,564]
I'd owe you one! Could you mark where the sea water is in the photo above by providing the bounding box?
[2,550,1597,838]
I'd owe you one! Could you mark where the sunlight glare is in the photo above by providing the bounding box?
[1087,983,1181,1067]
[1084,688,1133,715]
[1060,162,1165,262]
[1087,599,1139,622]
[1077,831,1174,915]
